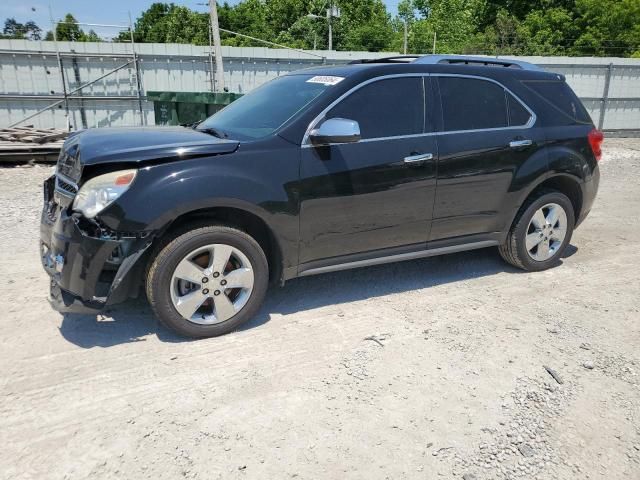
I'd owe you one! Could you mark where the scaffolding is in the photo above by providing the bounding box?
[6,17,145,129]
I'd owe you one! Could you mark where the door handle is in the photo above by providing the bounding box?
[509,139,533,148]
[404,152,433,163]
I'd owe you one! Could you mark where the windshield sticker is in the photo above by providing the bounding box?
[306,75,345,86]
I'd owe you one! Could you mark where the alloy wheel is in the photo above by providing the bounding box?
[169,243,254,324]
[525,203,568,261]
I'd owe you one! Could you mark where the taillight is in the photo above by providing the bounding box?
[588,128,604,162]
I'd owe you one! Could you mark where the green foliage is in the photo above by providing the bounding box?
[338,0,393,51]
[56,14,84,41]
[410,0,482,53]
[470,0,640,56]
[116,3,208,45]
[2,0,638,56]
[52,14,103,42]
[520,8,578,55]
[84,30,102,42]
[2,18,42,40]
[571,0,640,56]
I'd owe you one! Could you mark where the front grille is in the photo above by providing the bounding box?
[55,175,79,196]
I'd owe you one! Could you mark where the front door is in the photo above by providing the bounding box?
[298,76,437,270]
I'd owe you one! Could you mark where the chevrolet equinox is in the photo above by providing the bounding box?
[41,55,602,338]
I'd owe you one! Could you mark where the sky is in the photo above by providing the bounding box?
[2,0,403,38]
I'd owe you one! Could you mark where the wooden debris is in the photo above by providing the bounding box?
[0,126,67,163]
[0,126,68,145]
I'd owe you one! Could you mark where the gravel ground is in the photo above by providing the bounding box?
[1,139,639,480]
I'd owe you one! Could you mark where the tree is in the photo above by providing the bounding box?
[3,18,23,38]
[37,0,638,57]
[24,21,42,40]
[119,0,396,51]
[518,7,577,55]
[84,30,102,42]
[337,0,393,51]
[56,14,84,41]
[403,0,482,54]
[572,0,640,57]
[2,17,42,40]
[222,0,271,47]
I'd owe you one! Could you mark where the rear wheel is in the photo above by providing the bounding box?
[146,225,268,338]
[499,190,575,271]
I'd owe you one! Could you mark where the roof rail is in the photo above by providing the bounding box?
[350,54,543,71]
[348,55,421,64]
[413,55,543,71]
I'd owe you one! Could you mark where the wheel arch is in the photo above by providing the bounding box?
[154,202,286,285]
[528,174,583,220]
[507,172,584,236]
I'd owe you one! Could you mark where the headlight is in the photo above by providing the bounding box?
[73,169,137,218]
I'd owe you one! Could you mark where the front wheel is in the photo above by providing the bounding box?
[146,225,269,338]
[499,190,575,271]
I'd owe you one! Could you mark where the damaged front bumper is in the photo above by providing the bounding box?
[40,175,153,313]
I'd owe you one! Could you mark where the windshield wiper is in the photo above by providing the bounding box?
[181,120,202,129]
[198,127,228,139]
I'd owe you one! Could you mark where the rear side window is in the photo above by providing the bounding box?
[522,80,591,124]
[327,77,424,139]
[438,77,508,131]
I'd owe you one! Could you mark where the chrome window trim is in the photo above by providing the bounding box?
[357,132,436,143]
[301,72,536,147]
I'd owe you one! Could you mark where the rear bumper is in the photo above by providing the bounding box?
[576,166,600,227]
[40,175,152,312]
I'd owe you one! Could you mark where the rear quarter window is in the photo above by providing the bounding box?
[522,80,591,125]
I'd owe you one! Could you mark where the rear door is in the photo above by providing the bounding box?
[298,75,438,268]
[430,75,546,242]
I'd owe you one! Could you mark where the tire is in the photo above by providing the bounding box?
[146,225,269,338]
[499,190,575,272]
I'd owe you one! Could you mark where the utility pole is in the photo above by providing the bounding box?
[327,2,333,51]
[129,12,145,125]
[403,20,408,54]
[432,31,437,54]
[50,6,70,129]
[208,23,215,92]
[307,4,338,51]
[208,0,225,92]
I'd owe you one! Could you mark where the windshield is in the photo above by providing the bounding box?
[198,74,340,140]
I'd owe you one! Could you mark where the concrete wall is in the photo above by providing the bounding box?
[1,40,639,132]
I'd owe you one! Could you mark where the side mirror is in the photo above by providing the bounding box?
[309,118,361,146]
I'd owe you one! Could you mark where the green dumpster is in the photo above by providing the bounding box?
[147,91,243,126]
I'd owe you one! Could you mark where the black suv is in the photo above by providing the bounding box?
[41,55,602,338]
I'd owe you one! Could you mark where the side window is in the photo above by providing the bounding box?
[507,93,532,126]
[438,77,508,131]
[327,77,424,139]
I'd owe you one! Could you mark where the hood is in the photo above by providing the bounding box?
[69,127,240,166]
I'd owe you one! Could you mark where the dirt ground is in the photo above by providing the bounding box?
[1,139,639,480]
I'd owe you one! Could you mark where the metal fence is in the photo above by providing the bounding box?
[1,39,639,134]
